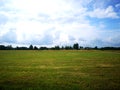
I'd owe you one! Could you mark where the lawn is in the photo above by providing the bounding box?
[0,50,120,90]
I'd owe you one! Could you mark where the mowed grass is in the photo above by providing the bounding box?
[0,50,120,90]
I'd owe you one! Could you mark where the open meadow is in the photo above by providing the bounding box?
[0,50,120,90]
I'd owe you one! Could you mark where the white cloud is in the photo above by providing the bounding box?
[0,0,120,47]
[115,3,120,8]
[88,6,119,18]
[6,0,72,17]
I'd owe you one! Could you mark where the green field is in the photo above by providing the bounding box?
[0,50,120,90]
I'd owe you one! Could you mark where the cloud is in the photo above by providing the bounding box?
[0,14,8,25]
[0,0,120,47]
[0,29,17,43]
[91,30,120,47]
[88,6,119,18]
[115,3,120,8]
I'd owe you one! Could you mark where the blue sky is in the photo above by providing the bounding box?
[0,0,120,47]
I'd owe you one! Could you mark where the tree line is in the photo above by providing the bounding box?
[0,43,120,50]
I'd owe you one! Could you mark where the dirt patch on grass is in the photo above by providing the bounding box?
[96,64,114,68]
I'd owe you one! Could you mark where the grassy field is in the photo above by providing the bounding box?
[0,50,120,90]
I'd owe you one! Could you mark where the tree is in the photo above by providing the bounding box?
[6,45,13,50]
[73,43,79,50]
[29,45,33,50]
[61,46,64,50]
[80,46,83,50]
[64,46,73,50]
[34,46,38,50]
[54,46,60,50]
[94,46,98,50]
[0,45,6,50]
[40,47,48,50]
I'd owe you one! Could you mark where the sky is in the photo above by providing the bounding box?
[0,0,120,47]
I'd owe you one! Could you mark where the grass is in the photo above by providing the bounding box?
[0,50,120,90]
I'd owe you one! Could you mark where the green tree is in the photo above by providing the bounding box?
[54,46,60,50]
[94,46,98,50]
[29,45,33,50]
[73,43,79,50]
[34,46,38,50]
[0,45,6,50]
